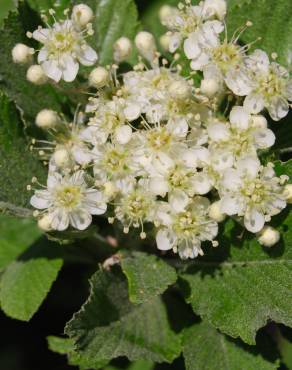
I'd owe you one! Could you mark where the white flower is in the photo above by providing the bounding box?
[30,170,107,231]
[115,186,156,236]
[219,157,287,233]
[227,49,292,121]
[208,106,275,162]
[31,9,97,82]
[155,197,218,259]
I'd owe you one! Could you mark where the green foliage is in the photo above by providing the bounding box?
[48,336,108,369]
[180,210,292,345]
[65,269,181,364]
[274,160,292,183]
[183,322,278,370]
[121,251,177,304]
[0,214,41,270]
[227,0,292,67]
[0,92,46,210]
[0,2,64,123]
[27,0,71,17]
[0,239,63,321]
[0,0,17,26]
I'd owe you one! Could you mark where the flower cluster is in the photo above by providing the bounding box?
[14,1,291,259]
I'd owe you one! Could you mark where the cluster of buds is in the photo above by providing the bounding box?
[14,0,291,259]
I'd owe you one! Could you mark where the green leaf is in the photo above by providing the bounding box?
[180,210,292,345]
[183,322,278,370]
[0,92,46,211]
[0,0,17,27]
[0,240,63,321]
[227,0,292,67]
[274,160,292,183]
[121,251,177,304]
[0,214,41,270]
[65,269,181,363]
[47,336,108,369]
[27,0,71,17]
[0,2,64,123]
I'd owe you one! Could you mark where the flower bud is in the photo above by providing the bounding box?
[38,214,52,232]
[72,4,93,27]
[169,80,191,100]
[200,78,219,97]
[26,65,48,85]
[284,184,292,204]
[252,115,267,128]
[160,33,171,51]
[12,43,34,64]
[115,125,132,145]
[113,37,132,63]
[36,109,60,129]
[257,226,280,247]
[209,201,226,222]
[135,31,157,62]
[53,148,70,167]
[89,66,109,88]
[159,5,174,23]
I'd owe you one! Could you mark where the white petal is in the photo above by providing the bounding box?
[47,172,62,189]
[268,96,289,121]
[69,209,92,230]
[115,125,132,145]
[73,146,92,165]
[169,32,182,53]
[229,106,250,130]
[244,93,265,114]
[244,208,265,233]
[50,209,70,231]
[38,48,48,63]
[78,45,98,66]
[62,56,79,82]
[191,173,212,195]
[42,60,62,82]
[246,49,270,73]
[169,189,189,212]
[149,177,169,196]
[33,28,50,43]
[190,52,210,71]
[220,195,242,215]
[221,169,241,191]
[225,68,253,96]
[207,122,230,141]
[124,104,141,121]
[156,229,177,251]
[30,191,52,209]
[237,156,260,178]
[184,33,201,59]
[253,128,275,149]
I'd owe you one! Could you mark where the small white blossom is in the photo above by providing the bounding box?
[219,157,287,233]
[156,197,218,259]
[31,170,107,231]
[31,7,97,82]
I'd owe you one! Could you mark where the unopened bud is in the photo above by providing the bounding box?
[53,148,70,167]
[89,66,109,88]
[36,109,60,129]
[38,214,52,232]
[257,226,280,247]
[169,80,191,100]
[12,43,34,64]
[203,0,227,20]
[113,37,132,63]
[200,78,219,97]
[209,201,226,223]
[160,33,171,51]
[135,31,157,62]
[72,4,93,27]
[159,5,175,23]
[26,65,48,85]
[284,184,292,203]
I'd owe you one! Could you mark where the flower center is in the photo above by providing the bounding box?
[212,43,242,73]
[257,69,285,99]
[147,127,172,151]
[55,185,82,208]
